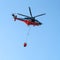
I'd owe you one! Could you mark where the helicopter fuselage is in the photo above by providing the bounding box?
[12,14,42,26]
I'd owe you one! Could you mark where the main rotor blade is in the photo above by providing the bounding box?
[29,7,32,17]
[34,13,46,18]
[17,13,29,17]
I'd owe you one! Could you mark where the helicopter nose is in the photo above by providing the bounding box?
[39,22,42,25]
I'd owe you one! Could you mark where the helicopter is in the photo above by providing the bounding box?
[12,7,46,26]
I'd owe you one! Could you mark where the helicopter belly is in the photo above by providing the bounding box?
[22,20,40,26]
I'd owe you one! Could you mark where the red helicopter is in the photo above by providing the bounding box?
[12,7,46,26]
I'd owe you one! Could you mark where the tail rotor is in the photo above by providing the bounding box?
[12,14,17,21]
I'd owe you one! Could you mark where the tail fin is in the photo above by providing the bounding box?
[12,14,17,21]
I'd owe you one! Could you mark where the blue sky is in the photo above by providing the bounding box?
[0,0,60,60]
